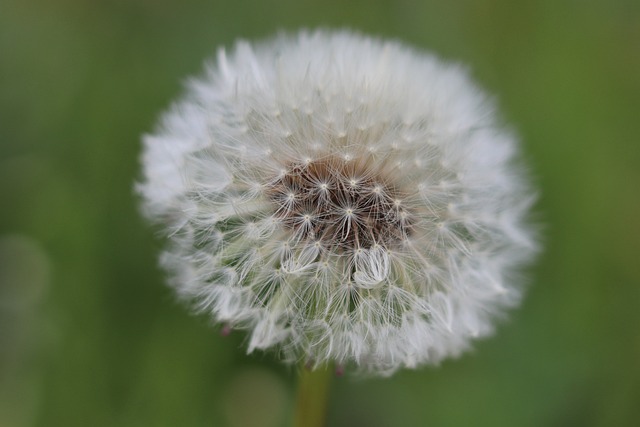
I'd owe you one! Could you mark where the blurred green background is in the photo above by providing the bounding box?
[1,0,639,426]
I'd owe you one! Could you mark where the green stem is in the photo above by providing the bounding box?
[293,365,332,427]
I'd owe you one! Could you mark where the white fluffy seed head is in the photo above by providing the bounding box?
[138,30,538,376]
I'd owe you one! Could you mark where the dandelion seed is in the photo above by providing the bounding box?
[138,30,537,376]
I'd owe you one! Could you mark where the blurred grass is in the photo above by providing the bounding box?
[1,0,639,426]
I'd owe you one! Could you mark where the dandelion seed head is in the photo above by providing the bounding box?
[138,30,537,375]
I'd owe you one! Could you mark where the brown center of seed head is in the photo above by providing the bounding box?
[267,156,412,249]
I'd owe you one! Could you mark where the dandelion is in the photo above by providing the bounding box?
[138,30,537,377]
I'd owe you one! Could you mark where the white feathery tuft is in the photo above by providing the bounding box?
[138,30,538,376]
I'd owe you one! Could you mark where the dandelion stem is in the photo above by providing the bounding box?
[293,365,332,427]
